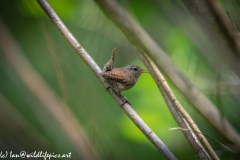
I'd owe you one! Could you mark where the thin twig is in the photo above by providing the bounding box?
[94,0,240,152]
[35,0,177,159]
[169,127,234,153]
[226,11,239,33]
[181,0,240,77]
[138,51,211,159]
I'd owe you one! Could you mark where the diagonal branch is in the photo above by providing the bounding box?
[93,0,219,158]
[36,0,176,159]
[93,0,240,150]
[138,50,212,159]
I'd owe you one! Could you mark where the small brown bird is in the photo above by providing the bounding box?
[101,48,147,94]
[101,65,147,93]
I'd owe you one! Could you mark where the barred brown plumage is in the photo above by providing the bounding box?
[101,65,146,93]
[101,48,147,94]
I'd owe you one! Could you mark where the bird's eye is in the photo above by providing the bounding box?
[133,67,138,71]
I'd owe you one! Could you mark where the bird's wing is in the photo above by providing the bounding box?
[102,69,134,84]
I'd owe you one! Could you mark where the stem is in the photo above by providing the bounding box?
[36,0,177,159]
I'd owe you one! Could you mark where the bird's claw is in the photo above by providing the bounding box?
[120,95,131,106]
[105,86,111,92]
[109,89,131,106]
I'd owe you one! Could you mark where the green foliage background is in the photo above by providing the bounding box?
[0,0,240,159]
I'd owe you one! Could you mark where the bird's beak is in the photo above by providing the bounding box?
[140,69,148,73]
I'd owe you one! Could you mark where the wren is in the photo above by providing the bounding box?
[101,48,147,100]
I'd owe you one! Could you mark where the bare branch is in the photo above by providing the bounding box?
[93,0,221,159]
[138,51,212,159]
[94,0,240,150]
[35,0,176,159]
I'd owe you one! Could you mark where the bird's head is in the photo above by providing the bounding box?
[126,65,148,79]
